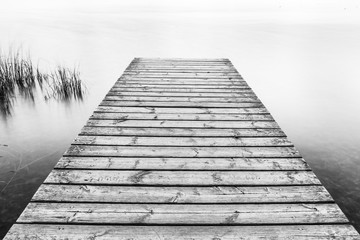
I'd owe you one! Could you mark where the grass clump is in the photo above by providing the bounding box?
[0,48,86,116]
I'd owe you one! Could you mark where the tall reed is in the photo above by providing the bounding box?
[0,49,86,116]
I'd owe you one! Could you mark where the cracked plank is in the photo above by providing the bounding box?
[72,136,292,147]
[100,100,262,108]
[33,185,333,203]
[80,127,285,137]
[55,157,310,170]
[86,120,278,128]
[104,96,260,103]
[110,87,251,93]
[95,106,270,114]
[44,170,320,185]
[17,203,347,224]
[64,145,300,158]
[5,224,359,240]
[91,112,273,121]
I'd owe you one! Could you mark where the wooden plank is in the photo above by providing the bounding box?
[44,169,319,185]
[110,87,251,93]
[132,63,234,67]
[125,70,239,73]
[112,85,248,90]
[95,106,269,114]
[80,127,286,137]
[128,66,236,70]
[120,76,242,80]
[132,63,235,67]
[132,59,232,64]
[5,224,359,240]
[100,101,263,108]
[122,73,241,78]
[33,185,332,203]
[55,157,309,170]
[104,96,260,103]
[135,61,231,65]
[107,91,256,97]
[133,64,233,66]
[17,203,346,224]
[73,136,292,147]
[119,76,243,81]
[117,80,245,84]
[86,119,278,128]
[114,83,249,88]
[136,58,230,61]
[91,112,274,121]
[65,145,301,158]
[121,75,241,79]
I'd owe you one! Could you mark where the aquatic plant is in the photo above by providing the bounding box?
[44,66,84,101]
[0,49,86,116]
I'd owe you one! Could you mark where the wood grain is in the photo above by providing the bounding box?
[44,170,319,185]
[6,224,359,240]
[95,106,270,114]
[91,112,274,121]
[104,95,260,103]
[73,136,292,147]
[33,185,332,203]
[86,119,278,128]
[17,203,347,224]
[100,100,262,108]
[55,157,310,170]
[80,127,285,137]
[65,145,301,158]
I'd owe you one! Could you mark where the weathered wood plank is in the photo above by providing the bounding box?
[117,80,245,84]
[91,112,274,121]
[114,83,249,88]
[5,224,359,240]
[128,67,236,71]
[123,73,241,78]
[112,85,249,90]
[95,106,269,114]
[33,185,331,203]
[100,100,262,108]
[125,70,239,73]
[134,61,232,65]
[86,119,278,128]
[111,87,251,93]
[131,60,231,63]
[104,96,260,103]
[131,63,234,67]
[136,58,230,61]
[65,145,301,158]
[55,157,309,170]
[120,75,242,79]
[107,91,257,97]
[17,203,346,224]
[45,170,317,185]
[80,127,285,137]
[118,76,243,82]
[129,63,234,66]
[73,136,292,147]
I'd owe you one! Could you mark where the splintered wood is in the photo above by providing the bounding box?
[4,58,359,239]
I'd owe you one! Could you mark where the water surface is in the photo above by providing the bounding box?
[1,0,360,236]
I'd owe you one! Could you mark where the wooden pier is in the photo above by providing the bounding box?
[5,58,359,239]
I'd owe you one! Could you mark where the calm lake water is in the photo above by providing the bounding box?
[1,0,360,236]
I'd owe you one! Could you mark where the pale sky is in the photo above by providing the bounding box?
[1,0,360,24]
